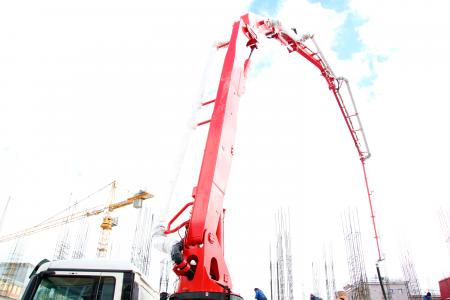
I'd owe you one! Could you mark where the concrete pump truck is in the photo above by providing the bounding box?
[20,13,379,300]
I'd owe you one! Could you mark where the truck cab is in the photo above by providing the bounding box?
[21,259,158,300]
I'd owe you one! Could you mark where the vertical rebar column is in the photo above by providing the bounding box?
[159,258,171,293]
[276,210,286,300]
[270,244,274,300]
[312,261,321,298]
[72,218,90,259]
[329,246,337,299]
[284,209,294,300]
[341,208,370,300]
[400,249,421,298]
[439,207,450,256]
[324,257,330,300]
[131,207,154,277]
[54,193,75,260]
[0,197,11,235]
[271,242,279,300]
[273,208,295,300]
[323,246,337,300]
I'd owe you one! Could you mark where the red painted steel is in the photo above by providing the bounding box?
[171,17,254,294]
[440,277,450,300]
[165,13,379,297]
[165,202,194,234]
[201,99,216,106]
[197,119,212,127]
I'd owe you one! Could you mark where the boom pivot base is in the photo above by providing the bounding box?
[169,292,243,300]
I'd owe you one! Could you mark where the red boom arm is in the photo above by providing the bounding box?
[165,13,378,299]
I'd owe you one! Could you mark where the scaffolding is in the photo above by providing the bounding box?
[342,208,370,300]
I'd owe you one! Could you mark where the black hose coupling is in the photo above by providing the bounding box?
[170,241,195,280]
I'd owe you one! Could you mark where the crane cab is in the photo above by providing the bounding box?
[21,259,158,300]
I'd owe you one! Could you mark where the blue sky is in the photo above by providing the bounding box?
[306,0,366,61]
[249,0,365,59]
[333,13,366,60]
[249,0,379,87]
[306,0,384,88]
[249,0,283,17]
[308,0,348,12]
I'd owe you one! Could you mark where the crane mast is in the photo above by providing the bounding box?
[164,13,377,300]
[97,181,117,258]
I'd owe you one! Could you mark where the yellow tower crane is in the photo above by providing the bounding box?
[96,182,153,258]
[0,189,153,245]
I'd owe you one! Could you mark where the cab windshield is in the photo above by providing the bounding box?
[31,275,115,300]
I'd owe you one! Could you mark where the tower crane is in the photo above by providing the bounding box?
[0,190,153,245]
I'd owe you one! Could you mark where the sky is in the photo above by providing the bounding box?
[1,0,450,299]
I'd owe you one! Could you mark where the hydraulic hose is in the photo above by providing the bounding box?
[376,263,388,300]
[171,241,195,280]
[171,241,184,265]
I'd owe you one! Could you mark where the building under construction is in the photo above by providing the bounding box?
[340,207,446,300]
[344,280,409,300]
[0,262,34,300]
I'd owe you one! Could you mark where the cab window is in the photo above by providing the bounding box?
[31,275,115,300]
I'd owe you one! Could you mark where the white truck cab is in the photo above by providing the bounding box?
[21,259,158,300]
